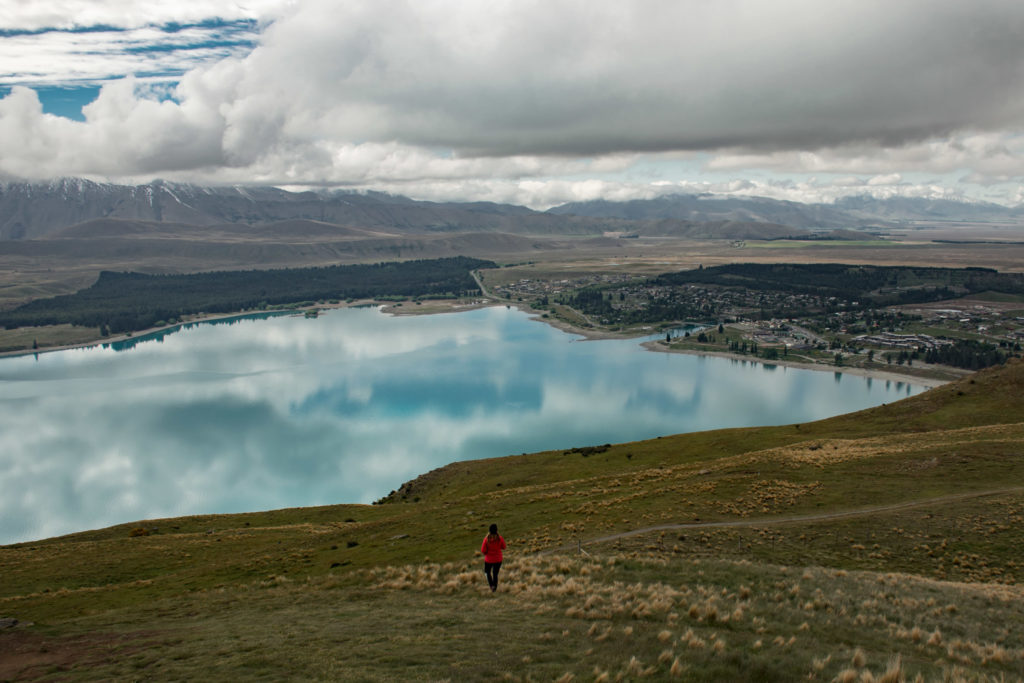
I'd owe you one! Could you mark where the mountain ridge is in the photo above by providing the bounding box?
[0,179,661,240]
[5,178,1022,243]
[0,178,612,239]
[548,192,1024,228]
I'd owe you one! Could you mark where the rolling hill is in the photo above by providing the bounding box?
[1,359,1022,680]
[44,217,394,241]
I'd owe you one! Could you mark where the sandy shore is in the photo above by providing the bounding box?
[638,340,956,388]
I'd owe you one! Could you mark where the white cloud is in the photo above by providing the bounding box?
[220,0,1024,157]
[705,134,1024,178]
[0,0,1023,204]
[315,176,975,211]
[0,24,262,88]
[0,0,292,31]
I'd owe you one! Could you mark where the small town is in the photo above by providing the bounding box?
[489,270,1023,375]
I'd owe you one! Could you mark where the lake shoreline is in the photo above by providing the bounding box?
[391,299,957,389]
[0,299,388,360]
[1,301,945,545]
[509,305,957,389]
[638,340,954,388]
[2,298,956,389]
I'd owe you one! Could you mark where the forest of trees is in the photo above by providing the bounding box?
[563,288,712,325]
[652,263,1024,307]
[921,339,1017,371]
[0,257,495,333]
[562,264,1024,326]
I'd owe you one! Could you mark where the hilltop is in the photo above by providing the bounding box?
[1,360,1023,680]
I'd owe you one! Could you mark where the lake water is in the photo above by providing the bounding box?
[0,306,926,544]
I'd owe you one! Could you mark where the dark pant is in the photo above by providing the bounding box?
[484,561,502,589]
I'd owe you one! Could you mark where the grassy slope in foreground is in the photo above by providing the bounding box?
[2,361,1024,681]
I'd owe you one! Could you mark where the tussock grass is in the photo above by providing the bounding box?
[7,552,1023,680]
[349,553,1024,681]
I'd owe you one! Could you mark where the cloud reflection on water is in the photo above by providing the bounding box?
[0,306,926,544]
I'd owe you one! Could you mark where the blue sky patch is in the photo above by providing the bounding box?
[0,18,260,119]
[0,85,102,121]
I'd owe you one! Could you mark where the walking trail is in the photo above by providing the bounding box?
[542,486,1024,555]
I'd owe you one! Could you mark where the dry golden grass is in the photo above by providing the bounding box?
[348,552,1024,681]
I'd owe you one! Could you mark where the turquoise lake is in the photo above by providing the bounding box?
[0,306,926,544]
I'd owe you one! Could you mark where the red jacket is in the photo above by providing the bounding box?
[481,534,506,563]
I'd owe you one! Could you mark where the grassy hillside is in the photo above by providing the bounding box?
[2,361,1023,681]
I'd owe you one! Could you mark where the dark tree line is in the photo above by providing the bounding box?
[922,339,1015,371]
[562,264,1024,326]
[1,257,495,333]
[652,263,1024,307]
[562,288,713,325]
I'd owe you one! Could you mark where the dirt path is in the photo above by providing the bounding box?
[542,486,1024,555]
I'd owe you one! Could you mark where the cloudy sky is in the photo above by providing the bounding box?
[2,0,1023,208]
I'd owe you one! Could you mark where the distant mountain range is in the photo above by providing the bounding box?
[2,178,1021,242]
[0,178,803,241]
[0,178,567,240]
[548,193,1024,228]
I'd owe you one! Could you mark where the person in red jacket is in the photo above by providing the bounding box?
[481,523,506,592]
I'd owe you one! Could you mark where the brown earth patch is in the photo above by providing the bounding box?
[0,628,163,681]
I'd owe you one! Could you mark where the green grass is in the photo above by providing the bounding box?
[0,324,104,354]
[5,556,1022,681]
[962,291,1024,304]
[3,360,1024,680]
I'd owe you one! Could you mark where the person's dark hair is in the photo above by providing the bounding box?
[489,523,498,534]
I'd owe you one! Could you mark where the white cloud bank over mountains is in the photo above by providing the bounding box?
[1,0,1023,208]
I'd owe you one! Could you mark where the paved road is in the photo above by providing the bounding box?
[470,269,494,299]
